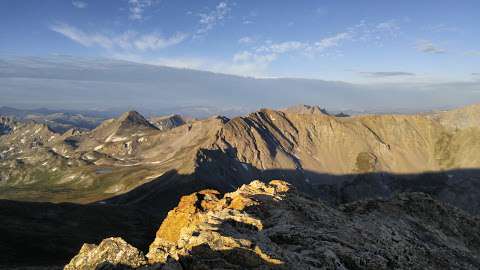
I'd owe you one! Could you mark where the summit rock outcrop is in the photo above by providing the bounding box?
[65,180,480,270]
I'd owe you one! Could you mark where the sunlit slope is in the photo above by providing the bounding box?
[0,104,479,205]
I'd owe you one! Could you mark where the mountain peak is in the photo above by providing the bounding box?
[118,111,152,125]
[283,104,330,115]
[89,110,158,142]
[111,110,157,131]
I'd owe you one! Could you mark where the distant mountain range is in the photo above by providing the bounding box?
[0,106,115,133]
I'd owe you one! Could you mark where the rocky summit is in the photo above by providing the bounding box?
[65,180,480,270]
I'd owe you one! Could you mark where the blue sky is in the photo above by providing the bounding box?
[1,0,479,82]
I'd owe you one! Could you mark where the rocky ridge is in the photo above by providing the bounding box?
[65,180,480,270]
[150,114,186,131]
[3,104,480,206]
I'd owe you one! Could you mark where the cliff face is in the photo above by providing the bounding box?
[65,180,480,270]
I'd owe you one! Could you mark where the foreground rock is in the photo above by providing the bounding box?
[64,237,147,270]
[67,180,480,269]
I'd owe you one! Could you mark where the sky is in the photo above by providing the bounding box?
[1,0,479,83]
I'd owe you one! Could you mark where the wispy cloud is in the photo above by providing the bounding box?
[226,20,403,77]
[228,32,353,76]
[251,32,352,57]
[416,40,446,54]
[314,32,352,51]
[106,18,405,78]
[128,0,157,21]
[72,1,87,9]
[133,33,188,50]
[256,41,307,54]
[51,23,114,48]
[196,2,231,35]
[50,23,187,51]
[359,71,415,78]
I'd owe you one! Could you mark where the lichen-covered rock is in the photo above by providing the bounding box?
[64,237,147,270]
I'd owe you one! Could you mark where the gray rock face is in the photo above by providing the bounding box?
[68,180,480,270]
[150,115,186,131]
